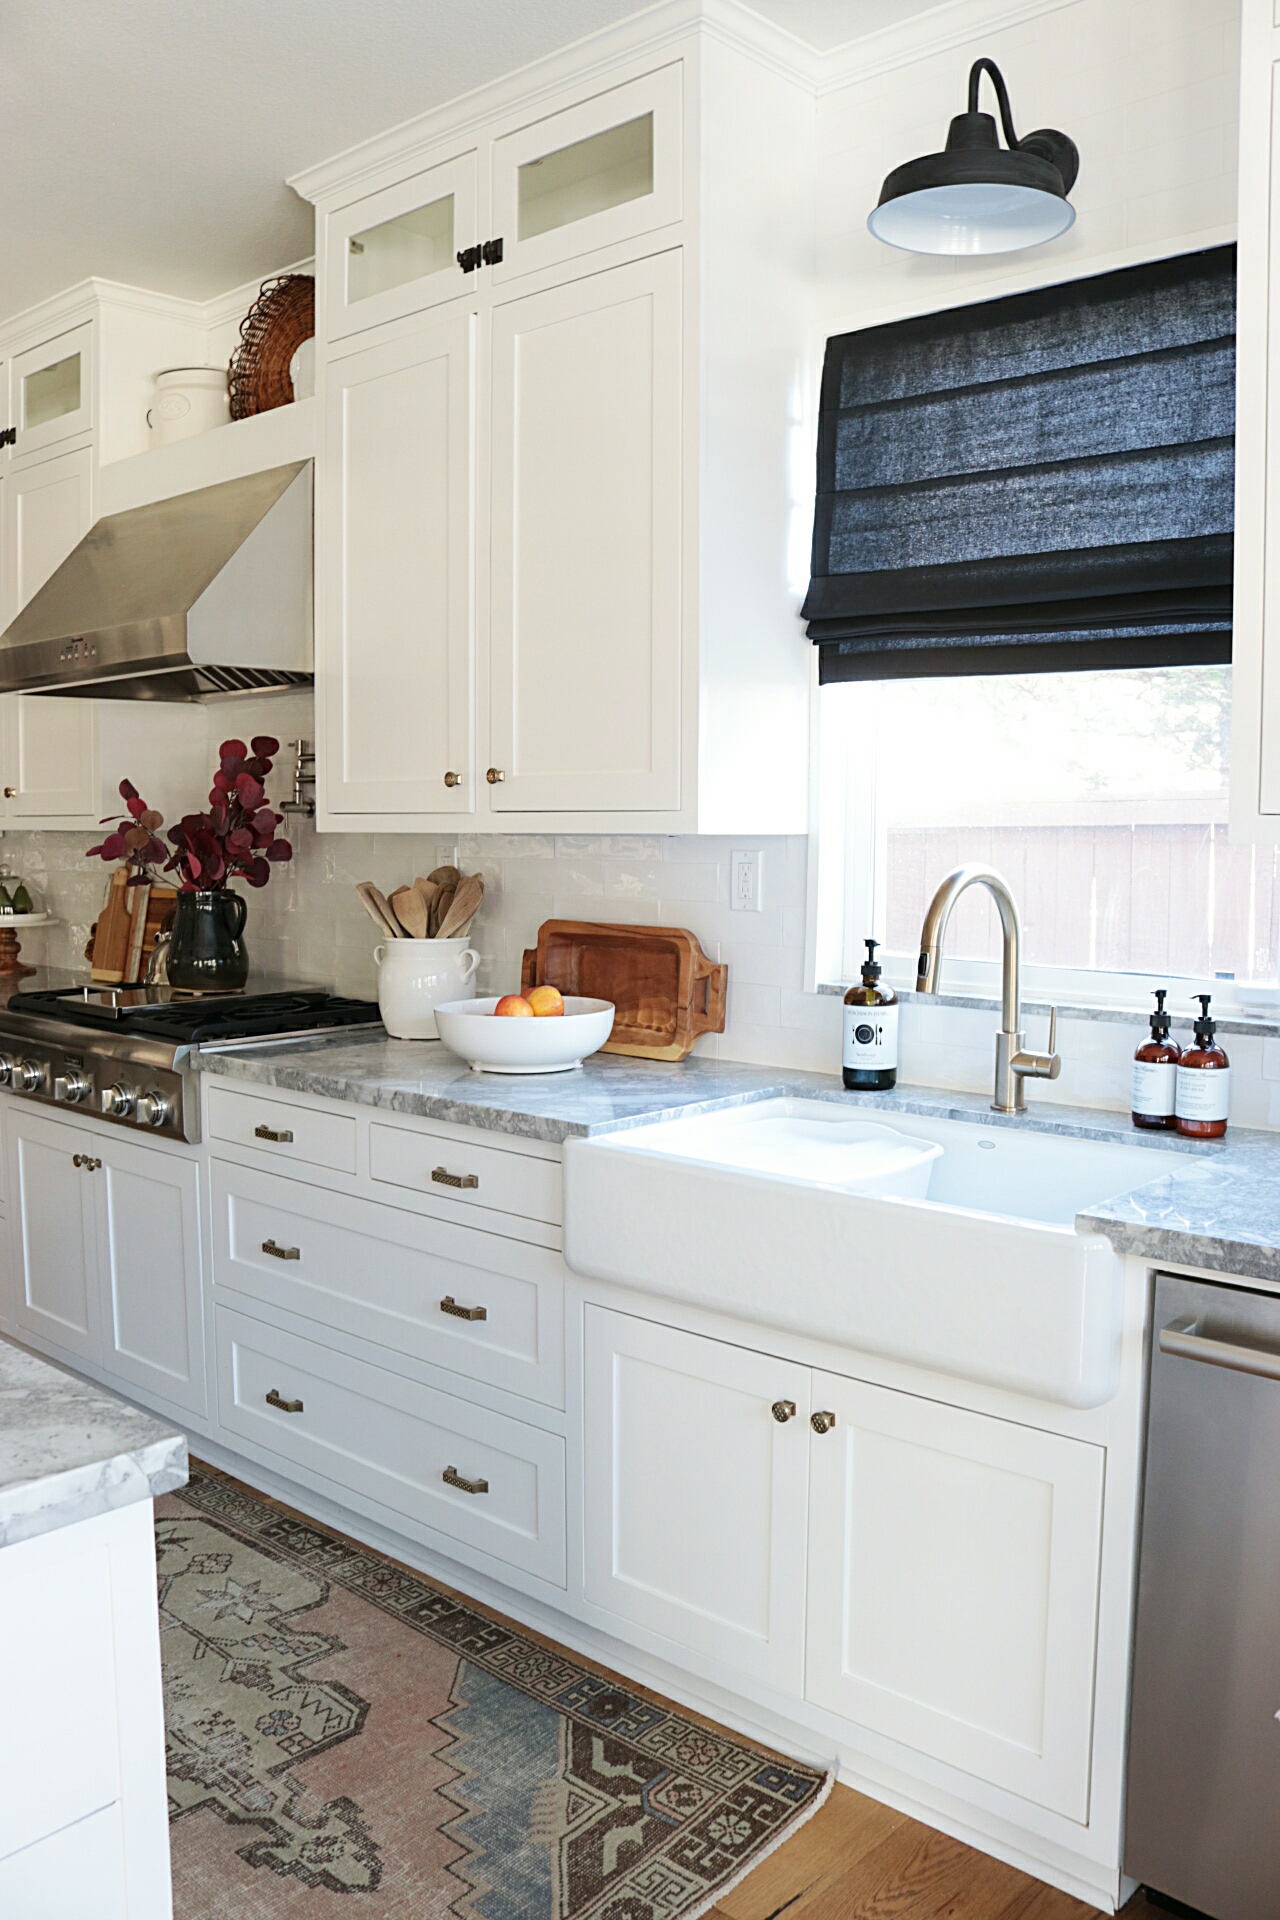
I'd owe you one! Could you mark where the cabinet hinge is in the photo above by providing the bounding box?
[481,237,504,266]
[457,245,483,273]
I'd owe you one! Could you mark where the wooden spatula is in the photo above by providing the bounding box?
[428,886,455,937]
[388,885,429,938]
[427,865,460,891]
[436,873,484,940]
[413,877,439,923]
[357,882,402,938]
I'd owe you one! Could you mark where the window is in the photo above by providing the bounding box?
[812,663,1272,1004]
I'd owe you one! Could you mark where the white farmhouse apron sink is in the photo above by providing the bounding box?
[563,1098,1185,1408]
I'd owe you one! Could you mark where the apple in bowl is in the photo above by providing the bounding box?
[494,994,535,1017]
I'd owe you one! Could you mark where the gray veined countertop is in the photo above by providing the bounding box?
[0,1336,188,1548]
[194,1032,1280,1284]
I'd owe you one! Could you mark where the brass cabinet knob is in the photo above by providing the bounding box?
[811,1410,836,1434]
[485,767,505,784]
[771,1400,796,1423]
[443,770,461,788]
[3,787,15,799]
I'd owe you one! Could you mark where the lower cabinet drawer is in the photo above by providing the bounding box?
[215,1306,567,1586]
[211,1159,565,1406]
[207,1083,357,1175]
[369,1119,561,1227]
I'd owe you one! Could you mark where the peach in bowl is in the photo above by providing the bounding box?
[434,995,615,1074]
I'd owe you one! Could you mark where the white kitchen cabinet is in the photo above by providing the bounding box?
[0,442,100,825]
[582,1306,810,1690]
[297,24,813,833]
[325,149,480,342]
[321,310,476,816]
[9,1110,99,1363]
[11,320,94,462]
[6,1106,205,1417]
[1232,2,1280,838]
[488,252,682,811]
[489,64,682,285]
[805,1369,1104,1822]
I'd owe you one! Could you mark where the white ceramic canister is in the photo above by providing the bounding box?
[374,937,480,1039]
[147,367,231,445]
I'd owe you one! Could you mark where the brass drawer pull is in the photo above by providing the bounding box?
[440,1294,487,1322]
[72,1154,102,1171]
[771,1399,796,1423]
[432,1166,479,1190]
[255,1123,294,1143]
[443,1465,488,1496]
[265,1389,304,1414]
[811,1410,836,1434]
[262,1238,301,1261]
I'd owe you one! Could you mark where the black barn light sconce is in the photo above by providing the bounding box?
[868,57,1079,255]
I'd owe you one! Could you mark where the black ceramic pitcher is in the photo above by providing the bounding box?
[167,890,248,991]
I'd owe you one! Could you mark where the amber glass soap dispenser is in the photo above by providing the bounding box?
[1132,989,1180,1130]
[1175,994,1230,1138]
[843,939,898,1090]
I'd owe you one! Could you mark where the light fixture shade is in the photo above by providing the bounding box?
[868,59,1078,257]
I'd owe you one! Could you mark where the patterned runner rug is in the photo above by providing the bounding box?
[157,1468,830,1919]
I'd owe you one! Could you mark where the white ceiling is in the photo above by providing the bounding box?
[0,0,937,323]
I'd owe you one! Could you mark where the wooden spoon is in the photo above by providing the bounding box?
[357,881,402,938]
[428,886,455,937]
[426,865,460,891]
[436,873,484,940]
[413,877,440,922]
[388,885,429,938]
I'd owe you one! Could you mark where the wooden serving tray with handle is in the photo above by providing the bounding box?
[521,920,727,1061]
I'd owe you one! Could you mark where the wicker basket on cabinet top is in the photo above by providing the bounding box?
[521,921,726,1061]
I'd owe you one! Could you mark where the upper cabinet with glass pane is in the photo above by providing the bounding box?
[490,66,682,283]
[12,321,94,460]
[325,150,479,342]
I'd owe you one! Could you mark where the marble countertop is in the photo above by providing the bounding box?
[194,1031,1280,1283]
[0,1337,188,1548]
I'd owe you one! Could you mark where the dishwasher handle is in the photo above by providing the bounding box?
[1159,1315,1280,1382]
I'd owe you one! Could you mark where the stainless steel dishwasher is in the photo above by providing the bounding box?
[1126,1272,1280,1919]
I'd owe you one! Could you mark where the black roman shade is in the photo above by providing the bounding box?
[804,245,1235,682]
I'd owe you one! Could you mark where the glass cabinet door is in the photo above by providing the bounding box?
[12,322,93,460]
[490,64,682,284]
[325,150,479,342]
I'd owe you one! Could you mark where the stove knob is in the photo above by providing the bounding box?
[101,1084,136,1119]
[54,1068,91,1104]
[12,1060,42,1093]
[136,1090,172,1128]
[0,1054,16,1087]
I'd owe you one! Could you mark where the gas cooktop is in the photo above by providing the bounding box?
[0,981,382,1142]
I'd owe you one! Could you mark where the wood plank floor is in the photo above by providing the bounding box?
[712,1782,1160,1920]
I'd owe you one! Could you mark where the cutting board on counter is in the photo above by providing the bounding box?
[521,920,727,1061]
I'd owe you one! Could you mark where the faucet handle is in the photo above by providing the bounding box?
[1047,1005,1057,1057]
[1010,1006,1062,1085]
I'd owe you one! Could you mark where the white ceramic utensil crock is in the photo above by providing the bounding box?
[374,936,479,1039]
[146,367,231,444]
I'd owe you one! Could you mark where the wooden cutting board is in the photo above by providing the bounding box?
[521,920,727,1061]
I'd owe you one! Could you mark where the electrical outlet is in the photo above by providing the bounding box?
[731,849,763,912]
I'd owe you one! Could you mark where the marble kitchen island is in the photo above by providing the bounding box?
[0,1335,186,1918]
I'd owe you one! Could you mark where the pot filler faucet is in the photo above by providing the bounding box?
[917,864,1061,1114]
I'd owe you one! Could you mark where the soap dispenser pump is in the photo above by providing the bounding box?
[1132,989,1180,1130]
[843,938,898,1091]
[1175,994,1230,1138]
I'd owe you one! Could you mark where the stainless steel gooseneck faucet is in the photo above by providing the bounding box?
[916,864,1061,1113]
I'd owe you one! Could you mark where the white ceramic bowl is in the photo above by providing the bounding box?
[435,996,615,1074]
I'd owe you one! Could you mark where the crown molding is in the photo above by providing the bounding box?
[817,0,1084,94]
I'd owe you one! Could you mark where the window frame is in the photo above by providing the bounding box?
[805,673,1255,1018]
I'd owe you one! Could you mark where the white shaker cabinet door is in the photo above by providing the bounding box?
[7,1108,99,1362]
[0,443,98,825]
[805,1370,1104,1822]
[91,1131,206,1417]
[488,251,683,812]
[322,311,476,816]
[582,1306,809,1692]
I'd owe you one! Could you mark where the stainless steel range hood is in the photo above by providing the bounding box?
[0,461,313,702]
